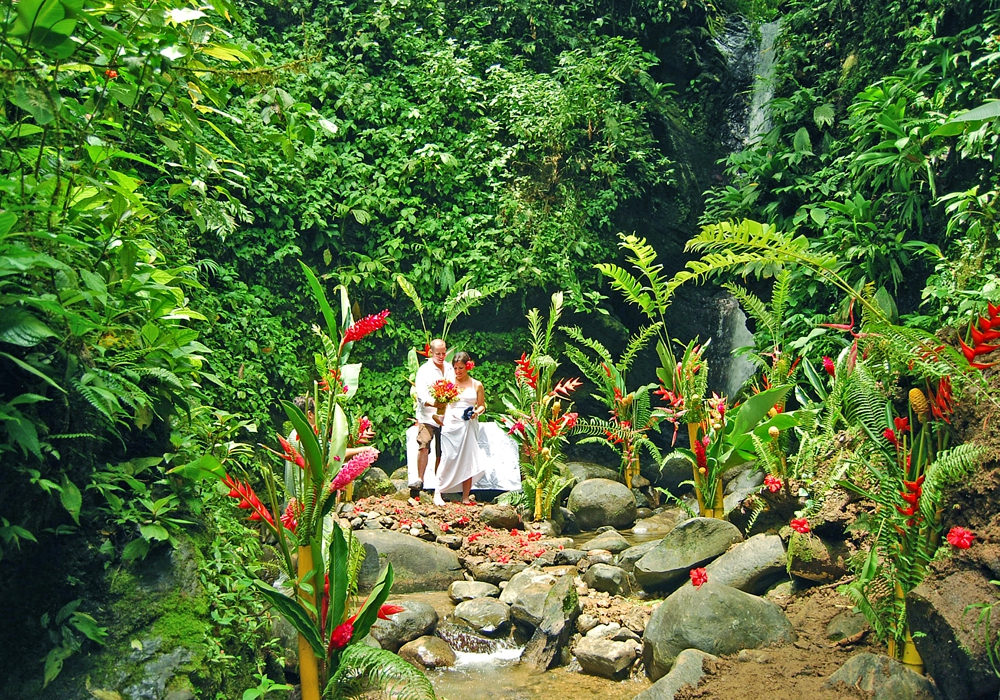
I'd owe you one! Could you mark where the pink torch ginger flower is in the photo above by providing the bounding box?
[946,526,975,549]
[507,420,526,435]
[330,448,380,492]
[341,310,390,345]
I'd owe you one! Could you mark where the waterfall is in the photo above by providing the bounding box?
[747,21,781,140]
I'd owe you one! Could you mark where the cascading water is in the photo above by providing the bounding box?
[702,18,782,400]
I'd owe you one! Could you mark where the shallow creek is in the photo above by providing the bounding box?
[397,523,671,700]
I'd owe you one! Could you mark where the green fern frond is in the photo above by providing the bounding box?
[723,283,777,341]
[331,644,436,700]
[921,442,987,508]
[619,234,674,311]
[563,326,613,366]
[594,263,655,319]
[72,380,118,424]
[619,324,660,373]
[771,269,792,330]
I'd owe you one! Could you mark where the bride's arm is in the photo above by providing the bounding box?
[473,380,486,417]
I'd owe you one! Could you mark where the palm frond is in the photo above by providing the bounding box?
[331,644,436,700]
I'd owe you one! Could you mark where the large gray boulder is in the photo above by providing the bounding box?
[572,635,641,679]
[702,533,787,595]
[634,649,719,700]
[499,568,558,605]
[631,508,687,537]
[786,531,847,583]
[452,598,511,637]
[465,558,528,584]
[356,530,461,593]
[824,653,939,700]
[567,478,637,530]
[566,461,622,484]
[618,541,661,574]
[479,503,522,530]
[908,570,1000,700]
[634,518,743,592]
[369,600,438,653]
[520,575,581,671]
[642,581,796,680]
[510,580,558,628]
[583,564,632,597]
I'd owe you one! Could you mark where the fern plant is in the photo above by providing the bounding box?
[562,323,664,489]
[500,293,580,522]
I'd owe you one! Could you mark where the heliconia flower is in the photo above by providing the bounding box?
[902,475,925,494]
[562,412,579,430]
[329,621,353,651]
[550,377,582,397]
[884,428,898,447]
[342,310,390,345]
[895,504,917,517]
[277,435,306,469]
[330,448,380,491]
[893,417,911,434]
[689,567,708,588]
[900,491,920,506]
[418,343,431,357]
[822,356,836,377]
[515,353,538,389]
[929,376,955,423]
[946,526,975,549]
[790,518,810,534]
[222,474,275,526]
[764,475,783,493]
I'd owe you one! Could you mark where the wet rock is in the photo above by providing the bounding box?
[723,463,763,496]
[354,467,393,499]
[555,548,586,566]
[580,530,631,554]
[398,635,456,669]
[271,616,298,671]
[511,580,559,628]
[824,653,939,700]
[622,607,650,635]
[652,455,694,494]
[541,565,577,578]
[826,610,869,642]
[448,580,500,603]
[436,534,463,549]
[464,558,528,585]
[480,503,523,530]
[587,621,621,638]
[567,479,637,530]
[389,467,409,481]
[370,600,438,653]
[632,488,652,509]
[530,519,561,537]
[499,568,557,604]
[566,461,622,484]
[636,507,654,520]
[908,569,1000,700]
[702,533,787,595]
[572,635,641,679]
[583,564,631,596]
[124,647,193,700]
[631,508,687,537]
[642,581,796,680]
[634,649,719,700]
[453,598,511,637]
[520,575,581,671]
[558,507,581,534]
[786,531,847,583]
[436,621,501,654]
[634,518,743,592]
[618,541,661,574]
[356,530,461,593]
[585,549,616,566]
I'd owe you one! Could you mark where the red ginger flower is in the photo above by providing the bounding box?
[342,310,389,345]
[222,474,274,525]
[763,475,783,493]
[507,420,526,435]
[946,526,975,549]
[692,435,708,470]
[329,621,353,650]
[884,428,898,447]
[790,518,810,534]
[894,417,911,434]
[281,498,303,533]
[330,448,380,491]
[690,567,708,588]
[822,356,836,377]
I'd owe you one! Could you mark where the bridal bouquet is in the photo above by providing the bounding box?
[429,379,460,413]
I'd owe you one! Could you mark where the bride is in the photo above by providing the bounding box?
[433,351,486,505]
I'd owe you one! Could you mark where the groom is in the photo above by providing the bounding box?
[410,338,455,492]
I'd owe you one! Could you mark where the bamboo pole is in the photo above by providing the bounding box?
[297,545,321,700]
[687,423,710,517]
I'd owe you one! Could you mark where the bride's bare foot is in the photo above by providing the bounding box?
[433,492,446,506]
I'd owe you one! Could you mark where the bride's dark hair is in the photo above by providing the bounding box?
[452,351,472,365]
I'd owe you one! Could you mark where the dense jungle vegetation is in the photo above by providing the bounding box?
[2,0,999,695]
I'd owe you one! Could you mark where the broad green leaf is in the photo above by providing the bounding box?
[326,526,349,639]
[328,403,349,470]
[813,103,835,128]
[282,400,323,489]
[318,119,339,135]
[949,100,1000,123]
[167,454,224,481]
[0,211,16,237]
[340,363,361,398]
[792,127,813,155]
[71,612,108,643]
[60,475,81,525]
[299,261,339,340]
[730,385,792,438]
[11,84,56,124]
[139,523,169,541]
[254,580,324,658]
[809,207,828,228]
[122,538,150,561]
[200,44,253,63]
[0,307,56,346]
[350,562,394,644]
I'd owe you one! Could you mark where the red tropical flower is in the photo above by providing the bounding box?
[281,498,302,533]
[883,428,898,447]
[507,419,526,435]
[893,417,911,434]
[763,475,783,493]
[946,526,975,549]
[689,567,708,588]
[222,474,275,526]
[790,518,810,534]
[342,310,390,345]
[466,360,475,370]
[277,435,306,469]
[378,604,405,619]
[515,353,538,389]
[330,449,379,491]
[822,356,836,377]
[329,621,353,650]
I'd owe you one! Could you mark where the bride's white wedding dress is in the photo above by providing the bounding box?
[434,383,485,498]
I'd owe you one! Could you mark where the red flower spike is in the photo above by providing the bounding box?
[900,491,920,506]
[895,504,916,517]
[884,428,898,447]
[222,474,275,526]
[329,621,353,651]
[946,526,975,549]
[342,310,390,345]
[790,518,810,534]
[822,356,836,377]
[689,567,708,589]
